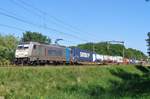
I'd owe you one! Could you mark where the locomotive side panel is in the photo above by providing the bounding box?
[46,46,66,62]
[30,43,46,61]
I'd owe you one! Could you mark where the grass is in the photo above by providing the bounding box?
[0,65,150,99]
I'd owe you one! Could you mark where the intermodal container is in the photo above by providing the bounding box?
[93,53,104,62]
[66,47,71,63]
[96,54,104,62]
[72,48,93,62]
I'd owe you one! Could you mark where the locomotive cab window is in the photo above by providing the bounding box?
[17,45,29,49]
[24,46,29,49]
[33,45,36,49]
[17,45,23,49]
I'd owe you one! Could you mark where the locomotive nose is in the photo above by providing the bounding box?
[15,50,29,58]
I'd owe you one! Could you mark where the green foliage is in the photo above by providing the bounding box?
[77,42,146,60]
[0,34,18,64]
[146,32,150,56]
[125,48,146,60]
[22,31,51,44]
[0,65,150,98]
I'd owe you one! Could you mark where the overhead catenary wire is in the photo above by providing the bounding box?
[0,24,77,44]
[0,23,78,45]
[0,11,87,42]
[0,23,26,31]
[5,0,90,42]
[9,0,87,37]
[10,0,48,29]
[0,11,42,27]
[10,0,42,18]
[0,7,27,20]
[0,7,83,45]
[15,0,98,40]
[10,0,79,30]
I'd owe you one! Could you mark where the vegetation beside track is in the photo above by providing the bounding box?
[0,65,150,99]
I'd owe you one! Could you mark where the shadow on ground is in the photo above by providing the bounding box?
[61,66,150,98]
[109,65,150,97]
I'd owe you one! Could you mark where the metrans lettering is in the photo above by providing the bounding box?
[80,52,90,58]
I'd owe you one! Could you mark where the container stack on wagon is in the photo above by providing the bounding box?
[72,48,93,64]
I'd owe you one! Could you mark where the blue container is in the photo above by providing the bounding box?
[72,48,93,62]
[66,47,71,63]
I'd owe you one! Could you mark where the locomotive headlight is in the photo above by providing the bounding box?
[24,52,29,57]
[24,52,28,55]
[15,55,19,57]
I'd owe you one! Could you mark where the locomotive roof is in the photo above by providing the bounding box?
[19,41,66,48]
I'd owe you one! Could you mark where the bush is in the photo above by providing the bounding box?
[0,34,18,65]
[0,59,11,66]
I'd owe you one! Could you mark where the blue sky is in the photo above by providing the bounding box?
[0,0,149,54]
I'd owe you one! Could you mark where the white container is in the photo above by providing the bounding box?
[116,56,123,63]
[92,54,96,62]
[96,54,104,61]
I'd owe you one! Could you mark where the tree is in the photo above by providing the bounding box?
[22,31,51,44]
[146,32,150,57]
[0,34,19,62]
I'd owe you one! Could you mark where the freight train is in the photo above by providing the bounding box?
[14,42,127,65]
